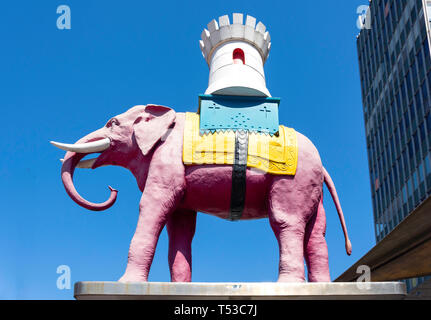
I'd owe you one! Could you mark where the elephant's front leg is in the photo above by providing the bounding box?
[118,180,184,282]
[167,209,197,282]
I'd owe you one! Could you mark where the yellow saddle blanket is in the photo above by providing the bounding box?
[183,112,298,175]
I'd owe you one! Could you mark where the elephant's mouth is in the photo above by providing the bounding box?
[50,137,118,211]
[59,154,104,169]
[52,138,111,169]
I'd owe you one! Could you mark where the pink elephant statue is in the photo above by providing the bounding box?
[51,104,352,282]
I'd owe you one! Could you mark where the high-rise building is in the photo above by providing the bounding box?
[356,0,431,291]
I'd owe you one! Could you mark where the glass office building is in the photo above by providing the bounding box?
[356,0,431,291]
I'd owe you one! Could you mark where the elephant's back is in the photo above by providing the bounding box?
[275,129,324,187]
[295,130,323,175]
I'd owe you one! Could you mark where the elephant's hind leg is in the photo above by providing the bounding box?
[268,179,309,282]
[304,195,330,282]
[269,212,307,282]
[167,209,197,282]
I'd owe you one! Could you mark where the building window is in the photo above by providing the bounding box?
[422,80,429,110]
[425,155,431,191]
[420,122,427,155]
[415,92,423,118]
[408,176,414,209]
[413,171,419,204]
[424,41,431,71]
[403,149,409,177]
[413,132,421,163]
[408,140,415,170]
[400,121,405,145]
[417,49,424,80]
[419,162,426,200]
[398,159,404,184]
[419,161,425,177]
[404,111,411,137]
[426,113,431,136]
[410,103,416,129]
[427,2,431,22]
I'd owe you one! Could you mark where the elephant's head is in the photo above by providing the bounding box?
[51,105,176,211]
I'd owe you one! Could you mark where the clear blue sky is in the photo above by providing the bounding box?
[0,0,373,299]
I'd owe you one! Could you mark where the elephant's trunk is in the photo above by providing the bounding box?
[61,151,118,211]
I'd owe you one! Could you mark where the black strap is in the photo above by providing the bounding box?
[230,130,248,221]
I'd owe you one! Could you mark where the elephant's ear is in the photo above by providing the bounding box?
[133,105,176,156]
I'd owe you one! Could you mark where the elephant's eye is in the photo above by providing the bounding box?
[106,118,120,128]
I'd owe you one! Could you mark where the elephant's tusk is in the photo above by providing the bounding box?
[60,158,98,169]
[50,138,110,153]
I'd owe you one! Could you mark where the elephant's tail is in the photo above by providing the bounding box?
[323,166,352,256]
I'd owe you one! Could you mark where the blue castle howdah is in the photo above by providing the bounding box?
[198,94,281,135]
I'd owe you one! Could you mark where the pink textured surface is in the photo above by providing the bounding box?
[58,105,351,282]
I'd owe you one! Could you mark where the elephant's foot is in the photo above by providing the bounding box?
[118,275,147,283]
[170,263,192,282]
[118,270,148,283]
[277,273,306,283]
[307,272,331,282]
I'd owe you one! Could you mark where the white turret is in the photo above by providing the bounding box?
[200,13,272,97]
